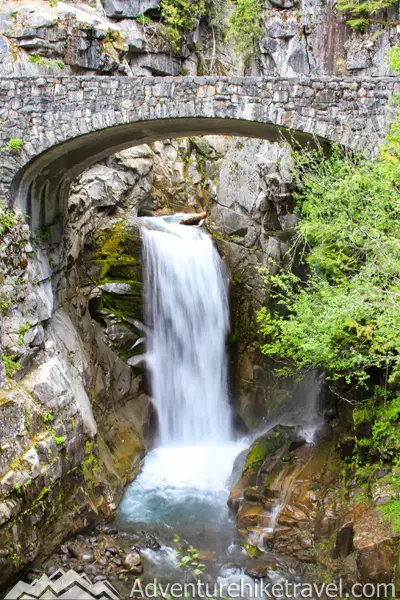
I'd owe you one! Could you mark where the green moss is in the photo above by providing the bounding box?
[92,222,142,285]
[82,441,99,482]
[242,542,262,558]
[101,285,142,320]
[29,54,64,69]
[353,402,375,427]
[7,138,24,153]
[356,438,372,448]
[378,499,400,533]
[244,430,286,473]
[118,342,145,361]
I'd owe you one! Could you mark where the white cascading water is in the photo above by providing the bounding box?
[117,216,246,537]
[142,218,232,446]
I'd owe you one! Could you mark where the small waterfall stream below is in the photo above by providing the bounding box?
[116,216,308,598]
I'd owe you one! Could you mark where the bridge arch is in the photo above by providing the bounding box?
[12,117,325,231]
[0,75,397,230]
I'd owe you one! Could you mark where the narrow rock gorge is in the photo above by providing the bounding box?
[1,0,400,598]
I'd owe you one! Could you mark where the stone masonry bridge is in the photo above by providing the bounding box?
[0,75,398,230]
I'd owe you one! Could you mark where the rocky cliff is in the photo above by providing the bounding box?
[0,0,399,79]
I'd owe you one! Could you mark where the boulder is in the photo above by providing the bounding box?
[124,551,141,568]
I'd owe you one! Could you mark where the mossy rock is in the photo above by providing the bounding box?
[244,427,288,475]
[91,220,143,284]
[103,262,141,282]
[101,286,142,320]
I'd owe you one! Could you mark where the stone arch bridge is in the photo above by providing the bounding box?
[0,75,398,230]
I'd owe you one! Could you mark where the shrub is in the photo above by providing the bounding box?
[7,138,24,153]
[257,48,400,396]
[337,0,399,30]
[160,0,206,50]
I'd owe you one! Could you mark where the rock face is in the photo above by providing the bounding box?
[0,142,160,586]
[208,139,297,428]
[0,0,399,81]
[1,133,293,584]
[104,0,161,19]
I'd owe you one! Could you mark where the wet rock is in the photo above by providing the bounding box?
[245,566,269,579]
[145,534,161,549]
[81,551,95,563]
[333,523,354,559]
[131,564,144,575]
[219,564,242,578]
[102,525,118,535]
[124,552,141,568]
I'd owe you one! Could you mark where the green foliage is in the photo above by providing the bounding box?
[0,203,18,236]
[2,353,21,378]
[43,411,54,424]
[17,322,30,345]
[34,227,51,242]
[257,118,400,393]
[387,46,400,73]
[135,12,152,26]
[206,0,228,26]
[337,0,399,29]
[226,0,262,62]
[157,0,261,61]
[6,138,24,153]
[378,498,400,532]
[0,295,11,315]
[29,54,64,69]
[160,0,206,50]
[172,539,207,578]
[350,392,400,466]
[52,435,66,446]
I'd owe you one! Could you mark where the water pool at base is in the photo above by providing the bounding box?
[115,443,304,599]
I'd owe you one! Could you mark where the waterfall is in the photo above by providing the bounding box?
[142,217,232,446]
[117,216,246,537]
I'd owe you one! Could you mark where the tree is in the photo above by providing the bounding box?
[226,0,263,64]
